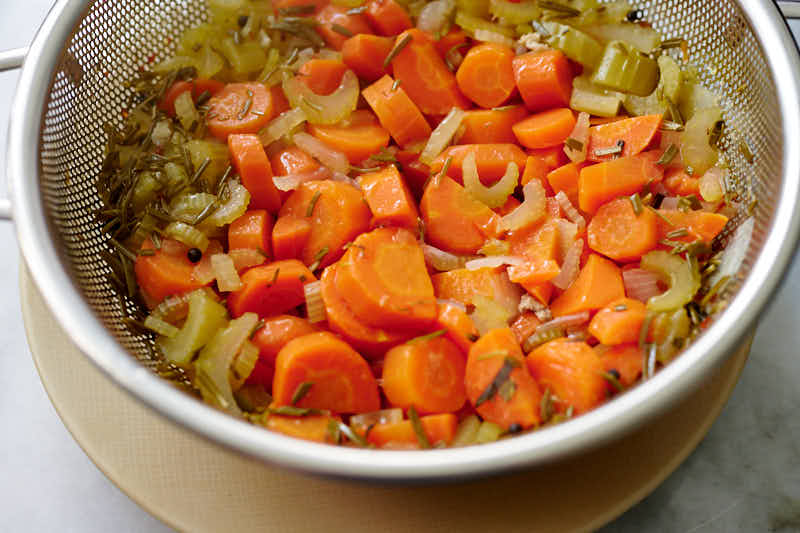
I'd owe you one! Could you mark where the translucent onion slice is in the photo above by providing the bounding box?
[422,244,473,271]
[282,69,359,125]
[436,298,467,312]
[164,221,210,252]
[564,112,590,163]
[272,167,332,191]
[144,315,180,338]
[499,178,546,232]
[293,132,350,174]
[554,218,579,263]
[699,167,726,203]
[304,280,326,324]
[331,171,361,189]
[551,238,583,290]
[259,107,307,146]
[535,311,591,334]
[211,254,243,292]
[555,191,586,233]
[417,0,455,35]
[640,250,701,311]
[419,107,466,166]
[463,152,519,208]
[228,248,267,272]
[351,408,403,429]
[473,29,515,47]
[659,196,680,210]
[465,255,525,271]
[622,268,662,303]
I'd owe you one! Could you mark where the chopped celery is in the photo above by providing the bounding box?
[582,22,662,53]
[455,10,515,38]
[470,295,514,335]
[234,383,273,412]
[208,0,248,27]
[650,309,691,363]
[591,41,659,96]
[130,172,163,213]
[563,1,629,26]
[640,251,701,312]
[194,45,226,80]
[164,221,210,252]
[451,415,482,446]
[282,70,360,125]
[177,24,223,56]
[681,106,723,175]
[463,153,518,208]
[156,289,228,366]
[174,91,200,131]
[185,139,231,188]
[475,421,504,444]
[257,48,281,85]
[623,54,682,117]
[218,38,268,77]
[570,76,622,117]
[199,179,251,229]
[455,0,490,18]
[678,74,719,121]
[543,21,603,68]
[489,0,540,25]
[169,192,217,224]
[230,339,259,391]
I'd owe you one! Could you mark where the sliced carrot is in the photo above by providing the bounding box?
[341,34,394,82]
[207,82,273,140]
[365,0,413,36]
[522,281,554,306]
[246,315,319,389]
[588,297,647,346]
[599,343,643,388]
[456,43,516,109]
[159,78,224,117]
[507,220,561,285]
[590,114,629,126]
[320,264,409,358]
[587,197,659,262]
[420,175,500,255]
[512,50,574,112]
[270,85,291,118]
[297,58,348,95]
[586,114,663,162]
[435,28,468,59]
[429,144,528,185]
[550,253,625,317]
[278,181,372,269]
[366,413,457,448]
[382,335,467,414]
[228,134,281,214]
[431,267,520,309]
[546,161,585,207]
[529,145,569,170]
[457,106,529,144]
[269,145,321,176]
[512,108,576,149]
[357,164,419,231]
[521,154,553,191]
[578,151,664,214]
[227,260,316,318]
[266,414,341,443]
[314,4,373,50]
[436,301,480,354]
[388,29,470,115]
[362,74,432,147]
[335,227,437,331]
[307,109,390,163]
[134,238,207,306]
[273,331,380,413]
[271,216,312,261]
[663,167,700,197]
[655,209,728,243]
[527,338,607,415]
[510,311,542,345]
[228,210,274,257]
[465,328,542,430]
[395,149,430,198]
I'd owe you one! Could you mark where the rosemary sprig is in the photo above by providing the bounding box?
[383,34,413,68]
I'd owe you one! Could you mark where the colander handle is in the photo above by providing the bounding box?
[0,47,26,220]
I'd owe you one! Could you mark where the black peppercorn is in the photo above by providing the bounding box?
[508,423,523,434]
[626,9,643,22]
[608,368,621,380]
[187,247,202,263]
[237,15,249,27]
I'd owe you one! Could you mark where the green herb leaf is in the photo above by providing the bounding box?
[326,419,342,443]
[657,144,678,166]
[306,190,322,217]
[629,193,643,216]
[408,405,431,449]
[593,140,625,157]
[384,34,413,68]
[267,405,322,416]
[476,349,509,361]
[291,381,314,405]
[600,371,624,392]
[308,246,329,272]
[331,23,355,37]
[475,357,519,407]
[539,0,581,16]
[408,329,447,344]
[565,138,584,152]
[498,379,517,402]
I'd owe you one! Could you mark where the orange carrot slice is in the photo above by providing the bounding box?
[228,134,282,214]
[550,254,625,317]
[367,413,457,448]
[297,58,348,95]
[207,82,273,140]
[228,210,274,256]
[578,151,664,214]
[588,298,647,345]
[586,114,663,162]
[362,74,432,147]
[308,109,390,164]
[429,144,528,185]
[512,108,576,149]
[357,164,420,231]
[227,260,316,318]
[365,0,413,36]
[341,34,394,82]
[455,43,517,109]
[512,50,573,112]
[314,5,373,50]
[266,414,341,443]
[587,197,659,262]
[458,106,529,144]
[134,238,207,306]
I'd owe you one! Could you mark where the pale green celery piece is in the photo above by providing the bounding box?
[456,0,490,18]
[208,0,248,27]
[678,75,719,122]
[194,44,225,80]
[651,308,691,363]
[455,10,516,38]
[156,289,228,366]
[571,86,622,117]
[475,421,505,444]
[219,38,268,76]
[564,1,629,26]
[681,106,722,175]
[543,21,603,68]
[489,0,540,25]
[451,415,482,447]
[169,192,217,224]
[199,180,250,229]
[164,221,210,252]
[514,24,534,38]
[177,24,222,56]
[257,48,281,85]
[623,55,682,116]
[470,295,513,335]
[164,162,190,191]
[130,172,163,213]
[658,55,682,104]
[640,251,701,312]
[186,139,231,188]
[234,383,273,412]
[174,91,200,132]
[592,40,658,96]
[582,22,662,53]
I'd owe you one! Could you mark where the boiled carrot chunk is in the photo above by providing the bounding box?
[297,58,348,96]
[431,267,522,312]
[367,413,458,448]
[465,328,542,430]
[159,79,224,117]
[578,151,664,214]
[269,146,321,176]
[308,109,390,164]
[382,335,467,414]
[335,227,437,331]
[135,238,207,307]
[364,0,413,36]
[357,164,419,231]
[586,114,663,162]
[455,43,517,109]
[314,5,373,50]
[598,343,643,388]
[227,260,316,318]
[588,297,647,345]
[228,210,274,256]
[546,161,585,207]
[362,75,432,147]
[341,34,394,82]
[549,254,625,317]
[250,315,320,369]
[458,106,529,145]
[506,220,561,286]
[265,414,341,443]
[228,134,281,214]
[272,331,380,413]
[207,82,273,139]
[527,338,607,415]
[655,209,729,243]
[510,312,542,345]
[272,216,312,261]
[512,50,574,112]
[512,108,577,149]
[436,301,480,354]
[429,144,528,185]
[587,197,659,262]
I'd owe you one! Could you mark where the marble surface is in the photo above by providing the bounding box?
[1,3,800,532]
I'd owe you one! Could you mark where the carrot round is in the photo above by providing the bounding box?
[546,162,584,208]
[586,114,663,162]
[389,29,470,116]
[278,180,372,269]
[159,78,224,117]
[436,301,480,354]
[266,414,341,443]
[335,227,437,331]
[435,28,468,59]
[272,216,312,261]
[307,109,390,164]
[420,175,500,255]
[512,50,574,112]
[578,151,664,214]
[382,335,467,414]
[550,254,625,317]
[362,75,432,147]
[507,220,561,285]
[228,133,282,214]
[522,281,554,306]
[599,343,643,388]
[314,4,373,50]
[432,267,520,309]
[456,43,516,109]
[367,413,457,448]
[341,34,394,82]
[207,82,273,140]
[297,58,348,96]
[529,145,569,170]
[457,106,529,144]
[655,209,729,244]
[429,144,528,185]
[228,209,274,256]
[365,0,413,36]
[587,197,659,262]
[269,145,321,176]
[273,331,380,413]
[320,264,410,358]
[227,260,316,318]
[246,315,320,389]
[527,338,607,415]
[357,164,419,231]
[134,238,207,306]
[663,167,700,197]
[465,328,542,430]
[588,297,647,346]
[512,108,576,149]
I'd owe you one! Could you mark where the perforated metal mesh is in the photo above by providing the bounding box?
[36,0,780,386]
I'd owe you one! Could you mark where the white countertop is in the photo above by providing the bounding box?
[2,3,800,532]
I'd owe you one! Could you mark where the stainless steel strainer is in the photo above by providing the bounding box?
[4,0,800,482]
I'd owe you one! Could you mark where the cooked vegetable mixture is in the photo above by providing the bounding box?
[97,0,736,449]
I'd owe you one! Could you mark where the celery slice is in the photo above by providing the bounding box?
[218,38,268,76]
[156,289,228,366]
[454,10,515,38]
[624,55,682,117]
[475,421,504,443]
[489,0,540,25]
[591,41,658,96]
[455,0,490,18]
[570,76,623,117]
[185,139,231,189]
[543,21,603,68]
[451,415,482,447]
[640,251,701,312]
[582,22,662,53]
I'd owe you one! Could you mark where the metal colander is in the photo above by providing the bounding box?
[4,0,800,481]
